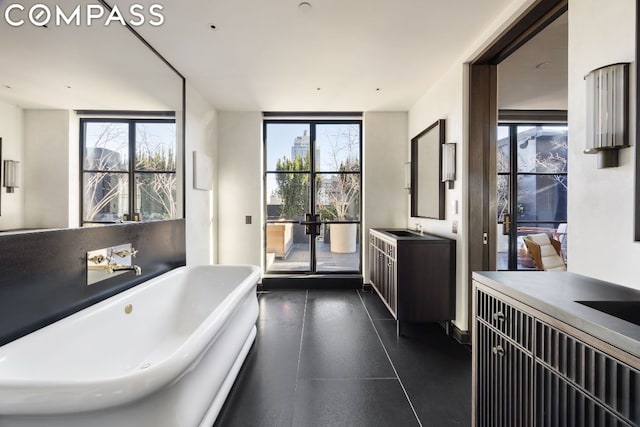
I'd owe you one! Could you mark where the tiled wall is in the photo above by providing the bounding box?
[0,219,186,346]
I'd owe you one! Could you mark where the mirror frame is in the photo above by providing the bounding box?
[635,0,640,241]
[411,119,445,220]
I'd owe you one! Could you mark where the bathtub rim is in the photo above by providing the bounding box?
[0,264,261,415]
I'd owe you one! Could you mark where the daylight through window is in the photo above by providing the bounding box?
[81,118,177,225]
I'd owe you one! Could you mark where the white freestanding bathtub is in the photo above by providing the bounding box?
[0,264,261,427]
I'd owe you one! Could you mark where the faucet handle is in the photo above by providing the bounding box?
[111,247,138,258]
[88,254,106,264]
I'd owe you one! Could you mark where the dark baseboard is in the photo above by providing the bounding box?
[450,321,471,345]
[260,274,363,290]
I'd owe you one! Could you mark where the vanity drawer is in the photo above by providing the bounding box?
[476,289,533,351]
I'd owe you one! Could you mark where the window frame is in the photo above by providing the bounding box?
[497,122,568,271]
[80,117,176,225]
[262,118,363,275]
[497,122,568,228]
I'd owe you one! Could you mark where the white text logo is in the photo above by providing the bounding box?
[4,3,165,27]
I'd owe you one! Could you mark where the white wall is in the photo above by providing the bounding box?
[363,112,408,282]
[215,111,408,274]
[406,0,640,332]
[407,0,538,331]
[185,83,218,265]
[67,114,80,228]
[567,0,639,287]
[23,110,71,229]
[409,63,468,330]
[217,111,263,267]
[0,100,24,230]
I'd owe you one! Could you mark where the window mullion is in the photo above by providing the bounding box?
[129,121,136,218]
[81,118,177,224]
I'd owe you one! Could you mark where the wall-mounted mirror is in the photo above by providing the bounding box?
[411,119,445,220]
[0,0,184,233]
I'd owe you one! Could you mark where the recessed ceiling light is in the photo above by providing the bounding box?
[209,24,217,30]
[316,87,321,91]
[376,88,381,91]
[298,2,312,12]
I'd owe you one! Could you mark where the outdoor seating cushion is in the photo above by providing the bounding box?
[527,233,566,271]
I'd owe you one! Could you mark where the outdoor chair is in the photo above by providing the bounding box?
[523,233,566,271]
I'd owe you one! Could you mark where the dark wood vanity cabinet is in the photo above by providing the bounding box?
[475,290,533,427]
[473,277,640,427]
[475,321,533,426]
[368,229,455,324]
[534,320,640,426]
[369,232,397,315]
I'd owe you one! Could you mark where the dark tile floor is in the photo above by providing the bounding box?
[214,289,471,427]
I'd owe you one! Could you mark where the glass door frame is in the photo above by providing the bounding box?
[263,119,363,275]
[497,122,568,270]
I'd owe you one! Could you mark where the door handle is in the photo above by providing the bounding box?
[503,214,511,235]
[301,213,321,236]
[492,345,505,357]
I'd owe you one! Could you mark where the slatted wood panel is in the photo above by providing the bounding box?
[474,285,640,427]
[476,290,533,351]
[476,321,533,426]
[536,321,640,425]
[536,363,632,426]
[369,234,397,317]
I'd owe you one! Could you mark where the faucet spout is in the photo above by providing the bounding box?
[87,244,142,286]
[108,264,142,276]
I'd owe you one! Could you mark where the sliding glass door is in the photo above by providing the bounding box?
[264,120,362,274]
[496,124,568,270]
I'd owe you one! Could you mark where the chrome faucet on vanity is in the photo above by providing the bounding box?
[87,244,141,285]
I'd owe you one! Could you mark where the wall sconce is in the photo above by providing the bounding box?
[442,143,456,189]
[585,63,630,168]
[404,161,411,190]
[3,160,19,193]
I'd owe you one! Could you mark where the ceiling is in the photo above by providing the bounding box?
[0,1,568,113]
[498,13,568,110]
[0,0,182,111]
[131,0,518,111]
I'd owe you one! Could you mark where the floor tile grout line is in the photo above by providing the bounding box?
[357,290,424,427]
[293,290,309,395]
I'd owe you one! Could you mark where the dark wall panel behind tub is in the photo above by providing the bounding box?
[0,219,186,346]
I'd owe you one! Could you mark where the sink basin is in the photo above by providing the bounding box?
[576,300,640,327]
[386,230,420,237]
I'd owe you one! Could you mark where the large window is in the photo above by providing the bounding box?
[264,120,362,274]
[81,119,177,225]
